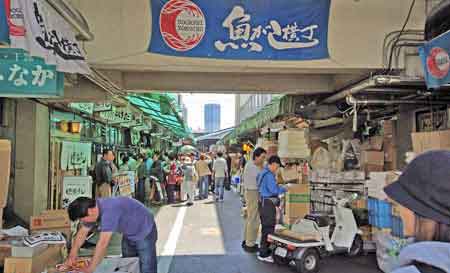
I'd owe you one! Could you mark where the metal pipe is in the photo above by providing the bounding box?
[321,75,425,104]
[45,0,94,41]
[346,96,450,105]
[363,87,421,94]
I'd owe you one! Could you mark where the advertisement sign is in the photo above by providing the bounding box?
[69,103,94,115]
[420,30,450,89]
[0,48,64,97]
[62,176,93,208]
[149,0,331,60]
[9,0,90,74]
[100,106,143,126]
[94,103,112,112]
[0,0,9,44]
[60,141,92,170]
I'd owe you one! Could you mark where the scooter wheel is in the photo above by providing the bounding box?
[295,248,319,273]
[273,254,290,266]
[347,234,363,257]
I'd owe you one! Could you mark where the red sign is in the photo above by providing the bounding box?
[426,47,450,79]
[159,0,206,52]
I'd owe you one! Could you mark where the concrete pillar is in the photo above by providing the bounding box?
[396,105,416,170]
[14,100,49,222]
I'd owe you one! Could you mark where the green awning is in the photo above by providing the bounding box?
[127,94,190,138]
[235,95,296,136]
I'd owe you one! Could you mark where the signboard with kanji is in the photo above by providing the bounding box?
[0,48,64,97]
[149,0,330,60]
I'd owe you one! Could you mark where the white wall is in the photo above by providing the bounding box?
[72,0,427,72]
[14,100,49,222]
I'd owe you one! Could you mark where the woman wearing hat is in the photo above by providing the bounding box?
[384,150,450,273]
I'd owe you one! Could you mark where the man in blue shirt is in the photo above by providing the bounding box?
[66,197,157,273]
[257,155,287,263]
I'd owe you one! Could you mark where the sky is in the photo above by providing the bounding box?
[181,94,236,132]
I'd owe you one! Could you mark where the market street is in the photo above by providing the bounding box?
[152,190,381,273]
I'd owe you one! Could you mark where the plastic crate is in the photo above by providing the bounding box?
[368,198,393,228]
[392,216,404,238]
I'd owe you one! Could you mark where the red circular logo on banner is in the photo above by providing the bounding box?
[159,0,206,52]
[427,47,450,79]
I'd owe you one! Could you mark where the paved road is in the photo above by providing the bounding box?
[153,189,382,273]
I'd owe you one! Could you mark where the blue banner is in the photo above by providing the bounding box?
[0,0,9,44]
[420,31,450,89]
[0,48,64,98]
[149,0,330,60]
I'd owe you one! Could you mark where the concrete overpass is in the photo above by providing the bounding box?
[69,0,429,95]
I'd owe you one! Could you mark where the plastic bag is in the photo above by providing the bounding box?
[375,232,415,273]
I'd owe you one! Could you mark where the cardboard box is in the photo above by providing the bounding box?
[369,136,384,151]
[281,165,300,183]
[384,137,397,163]
[361,151,384,173]
[383,120,395,136]
[365,165,384,173]
[283,216,298,226]
[285,184,310,220]
[0,140,11,208]
[4,245,62,273]
[361,151,384,165]
[0,208,3,229]
[11,244,48,258]
[0,244,12,266]
[30,212,70,231]
[411,130,450,154]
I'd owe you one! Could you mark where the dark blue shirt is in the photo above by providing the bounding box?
[257,167,286,198]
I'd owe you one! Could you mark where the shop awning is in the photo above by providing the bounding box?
[126,94,190,138]
[236,95,296,136]
[196,127,235,142]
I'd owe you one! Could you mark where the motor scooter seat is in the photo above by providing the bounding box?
[304,214,330,227]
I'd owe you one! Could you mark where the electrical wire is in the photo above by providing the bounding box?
[386,0,417,73]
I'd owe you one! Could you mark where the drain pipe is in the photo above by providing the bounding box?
[321,75,424,104]
[346,96,450,105]
[45,0,94,41]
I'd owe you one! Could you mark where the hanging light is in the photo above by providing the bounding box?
[59,121,69,132]
[69,121,82,133]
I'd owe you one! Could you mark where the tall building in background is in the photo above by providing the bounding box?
[204,104,221,132]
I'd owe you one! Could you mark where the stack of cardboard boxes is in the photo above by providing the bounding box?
[283,184,310,226]
[2,210,71,273]
[360,136,385,173]
[30,210,72,242]
[278,129,310,159]
[383,121,398,171]
[0,140,11,228]
[360,120,398,174]
[4,245,63,273]
[411,129,450,155]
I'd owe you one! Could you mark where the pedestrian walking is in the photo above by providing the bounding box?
[136,154,147,204]
[213,152,228,202]
[195,154,212,200]
[94,149,115,198]
[67,197,158,273]
[225,153,232,191]
[242,147,267,253]
[165,154,181,204]
[257,155,287,263]
[150,152,167,204]
[119,156,130,172]
[181,155,198,206]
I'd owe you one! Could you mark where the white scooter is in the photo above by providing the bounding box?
[268,195,363,273]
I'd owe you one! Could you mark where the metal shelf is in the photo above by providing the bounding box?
[311,187,364,193]
[310,182,365,185]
